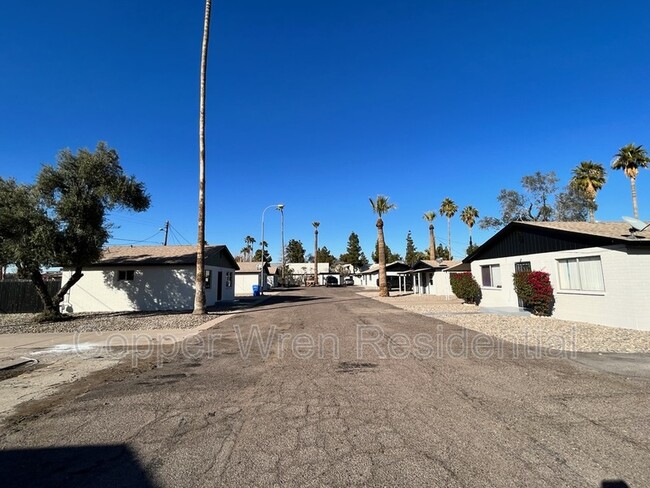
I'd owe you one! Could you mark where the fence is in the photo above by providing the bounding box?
[0,280,62,313]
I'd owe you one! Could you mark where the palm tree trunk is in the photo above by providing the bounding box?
[314,230,319,286]
[631,177,639,219]
[589,206,595,223]
[447,217,452,259]
[428,224,435,260]
[377,219,389,297]
[193,0,211,315]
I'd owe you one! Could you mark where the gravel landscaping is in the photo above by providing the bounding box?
[359,291,650,353]
[0,311,216,334]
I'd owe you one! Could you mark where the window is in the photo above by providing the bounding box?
[205,269,212,289]
[118,270,134,281]
[226,272,233,287]
[557,256,604,292]
[481,264,501,288]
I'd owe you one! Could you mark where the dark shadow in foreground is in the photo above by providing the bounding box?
[0,444,155,488]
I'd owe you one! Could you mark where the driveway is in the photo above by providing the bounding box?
[1,287,648,487]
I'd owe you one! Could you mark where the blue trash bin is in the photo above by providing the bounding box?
[252,285,260,296]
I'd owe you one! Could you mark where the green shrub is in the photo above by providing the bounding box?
[512,270,555,316]
[450,272,482,305]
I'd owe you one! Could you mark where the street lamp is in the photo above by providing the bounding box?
[260,203,283,295]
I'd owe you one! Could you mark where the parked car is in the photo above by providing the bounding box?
[325,276,339,287]
[343,276,354,286]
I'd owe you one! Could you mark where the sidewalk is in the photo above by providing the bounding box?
[0,293,276,363]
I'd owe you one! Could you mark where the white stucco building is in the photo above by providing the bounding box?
[465,221,650,330]
[61,245,239,312]
[235,261,270,295]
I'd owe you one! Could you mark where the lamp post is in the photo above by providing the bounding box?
[277,204,285,287]
[260,203,283,295]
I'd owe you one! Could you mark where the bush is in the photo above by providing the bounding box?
[512,270,555,316]
[450,272,482,305]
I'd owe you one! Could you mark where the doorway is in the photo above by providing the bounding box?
[217,271,223,301]
[514,261,531,308]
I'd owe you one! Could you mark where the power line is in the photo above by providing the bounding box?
[169,222,192,245]
[110,230,163,245]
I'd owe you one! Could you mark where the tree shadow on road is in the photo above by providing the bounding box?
[0,444,155,488]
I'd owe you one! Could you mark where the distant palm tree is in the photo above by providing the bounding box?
[369,195,397,297]
[460,206,479,247]
[241,235,256,261]
[439,197,458,259]
[422,211,436,260]
[193,0,212,315]
[312,221,320,286]
[611,144,650,218]
[570,161,606,223]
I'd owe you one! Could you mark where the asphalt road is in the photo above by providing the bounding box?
[1,287,649,487]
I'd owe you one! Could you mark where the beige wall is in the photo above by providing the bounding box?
[471,245,650,330]
[61,265,235,312]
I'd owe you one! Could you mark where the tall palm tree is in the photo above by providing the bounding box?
[240,235,255,261]
[312,221,320,286]
[570,161,606,223]
[611,144,650,218]
[369,195,397,297]
[460,206,479,247]
[422,211,436,260]
[439,197,458,260]
[193,0,212,315]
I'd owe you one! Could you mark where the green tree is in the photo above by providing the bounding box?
[372,240,402,264]
[194,0,212,315]
[555,185,591,221]
[253,247,272,263]
[611,143,650,218]
[466,242,480,256]
[440,197,458,260]
[404,230,419,266]
[422,211,436,260]
[460,206,479,247]
[0,143,150,317]
[285,239,306,263]
[317,246,336,266]
[435,244,451,261]
[339,231,368,271]
[369,195,397,297]
[569,161,606,222]
[480,171,590,229]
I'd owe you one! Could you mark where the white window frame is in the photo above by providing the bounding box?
[226,271,233,287]
[480,264,502,288]
[556,256,605,293]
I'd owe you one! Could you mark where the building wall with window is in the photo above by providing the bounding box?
[61,264,235,312]
[470,244,650,330]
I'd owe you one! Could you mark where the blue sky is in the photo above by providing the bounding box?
[2,0,650,262]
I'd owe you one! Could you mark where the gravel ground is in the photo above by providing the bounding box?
[359,290,650,353]
[0,311,216,334]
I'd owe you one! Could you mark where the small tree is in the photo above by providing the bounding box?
[513,271,555,316]
[0,143,150,318]
[450,273,481,304]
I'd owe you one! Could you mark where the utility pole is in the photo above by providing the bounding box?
[163,221,170,246]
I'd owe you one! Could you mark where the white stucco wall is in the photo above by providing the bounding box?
[236,273,260,296]
[61,265,235,312]
[471,245,650,330]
